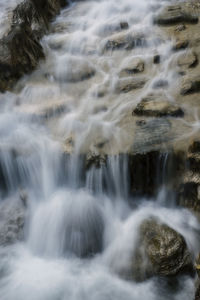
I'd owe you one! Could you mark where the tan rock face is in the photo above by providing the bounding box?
[119,57,145,77]
[153,4,198,25]
[180,76,200,94]
[104,31,146,51]
[115,77,147,93]
[177,51,198,68]
[133,94,184,117]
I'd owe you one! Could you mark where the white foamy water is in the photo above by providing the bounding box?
[0,0,199,299]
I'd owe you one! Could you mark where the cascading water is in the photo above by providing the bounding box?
[0,0,200,299]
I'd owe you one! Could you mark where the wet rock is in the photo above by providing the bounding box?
[153,54,160,64]
[132,219,194,280]
[177,51,198,68]
[153,79,168,89]
[173,39,189,51]
[133,94,184,117]
[119,57,144,77]
[195,283,200,300]
[116,77,147,93]
[177,141,200,212]
[175,24,186,32]
[195,255,200,300]
[104,32,146,51]
[86,152,107,169]
[128,151,162,197]
[154,5,198,26]
[132,118,172,154]
[180,76,200,95]
[0,196,27,246]
[0,0,66,92]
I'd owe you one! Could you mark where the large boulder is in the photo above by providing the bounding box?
[131,219,194,280]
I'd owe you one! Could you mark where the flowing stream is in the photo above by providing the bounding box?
[0,0,200,299]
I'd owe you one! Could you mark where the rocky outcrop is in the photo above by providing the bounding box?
[0,0,67,92]
[130,219,194,280]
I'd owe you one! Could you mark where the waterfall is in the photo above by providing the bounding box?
[0,0,200,299]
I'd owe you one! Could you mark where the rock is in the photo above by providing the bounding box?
[177,51,198,68]
[195,283,200,300]
[195,255,200,300]
[0,0,67,92]
[104,32,146,51]
[153,54,160,64]
[175,24,186,32]
[173,39,189,51]
[132,118,172,154]
[154,5,198,26]
[133,219,194,279]
[180,76,200,95]
[133,94,184,117]
[86,152,107,169]
[54,57,96,82]
[128,151,163,197]
[116,77,147,93]
[177,141,200,212]
[0,196,27,246]
[153,79,168,89]
[119,57,144,77]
